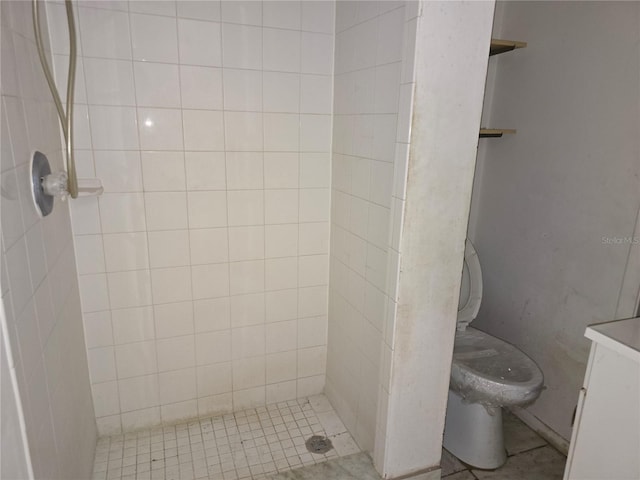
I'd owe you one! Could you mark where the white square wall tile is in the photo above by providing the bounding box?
[228,226,264,262]
[298,315,328,348]
[84,58,135,106]
[99,193,146,234]
[222,24,262,70]
[300,114,332,152]
[88,346,117,383]
[300,153,330,188]
[118,375,159,412]
[178,19,222,67]
[190,228,229,265]
[141,151,186,192]
[103,232,149,272]
[266,351,296,384]
[138,108,183,150]
[187,191,228,228]
[91,381,120,417]
[134,62,181,108]
[302,1,335,34]
[194,297,230,333]
[263,1,301,30]
[83,311,113,348]
[197,363,232,396]
[115,340,157,378]
[156,335,196,372]
[231,324,265,359]
[301,75,332,114]
[180,66,223,110]
[298,346,326,377]
[227,190,264,226]
[178,1,221,21]
[225,152,263,190]
[266,380,297,403]
[89,106,139,150]
[79,7,131,59]
[107,270,153,309]
[224,112,263,151]
[223,69,262,112]
[265,289,297,323]
[195,330,231,365]
[185,152,226,191]
[129,1,175,16]
[263,28,301,73]
[298,285,328,318]
[233,386,265,410]
[232,356,265,390]
[221,1,262,25]
[154,302,194,339]
[183,110,225,151]
[145,192,188,231]
[301,32,333,74]
[120,407,160,433]
[377,7,405,65]
[147,230,190,268]
[151,266,192,304]
[111,306,155,344]
[264,113,300,152]
[74,235,105,275]
[229,260,264,295]
[158,368,196,405]
[229,293,264,327]
[191,263,229,300]
[265,224,298,258]
[265,257,297,291]
[265,189,298,224]
[298,254,329,287]
[130,13,178,63]
[300,189,330,222]
[265,320,296,354]
[94,151,143,193]
[264,153,299,189]
[263,72,300,113]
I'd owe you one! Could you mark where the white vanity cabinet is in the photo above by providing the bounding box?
[564,317,640,480]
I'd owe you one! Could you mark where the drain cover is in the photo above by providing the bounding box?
[305,435,333,454]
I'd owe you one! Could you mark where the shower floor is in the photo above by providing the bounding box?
[91,395,360,480]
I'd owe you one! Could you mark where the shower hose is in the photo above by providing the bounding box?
[32,0,79,199]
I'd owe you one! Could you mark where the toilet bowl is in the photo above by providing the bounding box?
[443,239,544,469]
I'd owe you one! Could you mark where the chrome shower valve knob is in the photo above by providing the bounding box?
[41,170,69,199]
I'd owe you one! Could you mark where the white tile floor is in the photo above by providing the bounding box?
[92,395,360,480]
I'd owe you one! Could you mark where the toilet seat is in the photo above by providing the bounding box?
[457,240,482,330]
[450,327,544,407]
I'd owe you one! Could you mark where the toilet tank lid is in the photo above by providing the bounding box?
[458,239,483,328]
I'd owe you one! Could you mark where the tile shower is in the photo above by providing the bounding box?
[49,0,336,436]
[2,0,434,479]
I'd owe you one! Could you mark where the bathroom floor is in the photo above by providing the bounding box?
[442,410,567,480]
[268,410,567,480]
[91,395,359,480]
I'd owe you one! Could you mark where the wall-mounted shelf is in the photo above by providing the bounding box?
[479,128,516,138]
[480,39,526,138]
[490,39,527,56]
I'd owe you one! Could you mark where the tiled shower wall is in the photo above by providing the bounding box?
[1,1,96,477]
[326,1,417,452]
[46,0,335,436]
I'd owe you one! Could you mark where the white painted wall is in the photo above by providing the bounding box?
[1,1,97,477]
[469,0,640,442]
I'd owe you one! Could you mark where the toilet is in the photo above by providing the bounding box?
[443,239,544,469]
